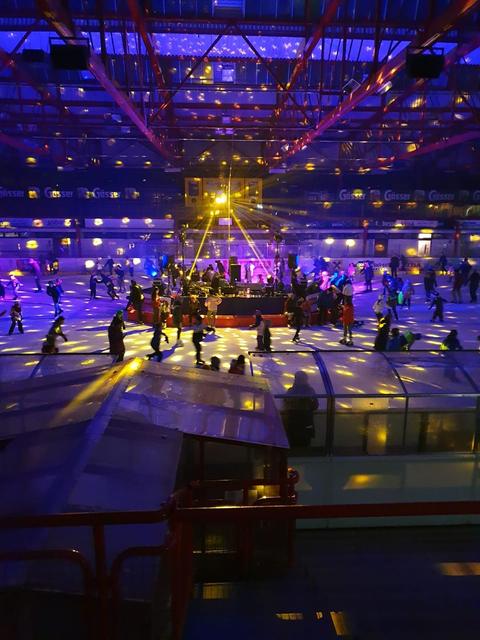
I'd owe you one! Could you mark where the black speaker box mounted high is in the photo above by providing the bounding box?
[406,48,444,79]
[230,264,241,283]
[50,43,90,70]
[22,49,45,63]
[287,253,298,270]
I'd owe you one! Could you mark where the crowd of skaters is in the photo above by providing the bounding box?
[1,252,479,366]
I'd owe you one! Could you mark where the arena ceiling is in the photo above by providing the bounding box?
[0,0,479,176]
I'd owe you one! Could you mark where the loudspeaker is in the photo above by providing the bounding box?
[230,264,241,282]
[287,253,298,270]
[50,44,90,70]
[22,49,45,63]
[229,256,238,266]
[406,50,444,79]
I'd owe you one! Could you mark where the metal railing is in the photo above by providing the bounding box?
[2,491,480,637]
[0,476,297,639]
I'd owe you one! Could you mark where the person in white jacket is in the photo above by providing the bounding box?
[373,294,385,323]
[205,290,222,331]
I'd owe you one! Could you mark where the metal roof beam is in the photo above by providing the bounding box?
[270,0,342,126]
[275,0,480,164]
[38,0,176,162]
[126,0,168,100]
[0,131,48,155]
[355,31,480,136]
[373,129,480,168]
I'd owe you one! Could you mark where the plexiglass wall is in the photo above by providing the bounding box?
[250,351,480,456]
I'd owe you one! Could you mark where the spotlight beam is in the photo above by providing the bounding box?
[188,215,213,277]
[231,209,269,276]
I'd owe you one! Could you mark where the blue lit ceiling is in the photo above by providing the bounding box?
[0,0,478,176]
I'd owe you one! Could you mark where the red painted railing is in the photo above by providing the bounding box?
[1,481,480,639]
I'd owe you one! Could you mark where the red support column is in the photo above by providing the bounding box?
[92,524,110,640]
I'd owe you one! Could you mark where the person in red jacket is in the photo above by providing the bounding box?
[339,301,354,346]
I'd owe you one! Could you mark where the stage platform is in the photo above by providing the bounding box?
[143,295,288,327]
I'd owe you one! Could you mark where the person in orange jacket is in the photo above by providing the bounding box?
[339,301,354,346]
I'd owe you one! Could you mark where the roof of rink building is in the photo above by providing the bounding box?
[0,0,478,176]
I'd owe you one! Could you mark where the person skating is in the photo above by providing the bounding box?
[229,354,246,375]
[374,310,392,351]
[342,278,353,305]
[114,263,126,293]
[459,257,472,285]
[205,290,222,331]
[108,311,126,362]
[441,329,463,351]
[423,267,437,301]
[284,294,296,326]
[191,313,212,365]
[151,286,161,325]
[28,258,42,292]
[8,274,21,300]
[202,356,221,371]
[104,256,114,275]
[364,261,373,292]
[254,315,266,351]
[89,273,99,300]
[42,316,68,353]
[46,280,62,316]
[339,301,354,346]
[386,288,399,321]
[249,309,265,350]
[389,255,399,278]
[451,269,463,303]
[125,258,134,278]
[171,297,183,345]
[291,302,304,343]
[263,319,272,352]
[128,280,144,323]
[438,253,448,275]
[381,271,391,295]
[301,297,312,327]
[372,294,384,323]
[187,294,200,326]
[468,268,480,303]
[386,327,402,351]
[159,300,170,344]
[399,330,422,351]
[430,293,446,322]
[105,276,119,300]
[8,301,23,335]
[401,279,414,309]
[147,325,163,362]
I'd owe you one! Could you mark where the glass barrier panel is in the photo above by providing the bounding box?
[333,396,406,455]
[406,396,477,453]
[393,357,475,395]
[321,352,403,396]
[250,352,326,395]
